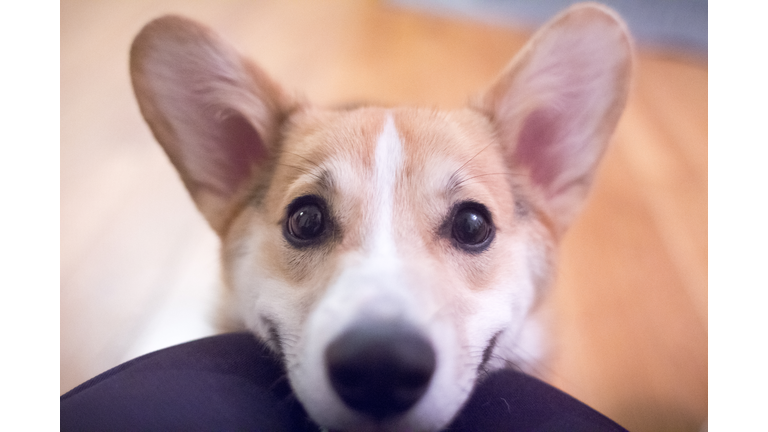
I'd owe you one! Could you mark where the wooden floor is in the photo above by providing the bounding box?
[61,1,707,430]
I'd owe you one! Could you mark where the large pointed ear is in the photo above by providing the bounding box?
[130,15,296,235]
[477,3,632,235]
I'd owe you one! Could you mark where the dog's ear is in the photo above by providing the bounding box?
[130,15,295,235]
[478,3,632,235]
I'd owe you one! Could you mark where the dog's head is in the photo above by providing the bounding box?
[130,4,631,431]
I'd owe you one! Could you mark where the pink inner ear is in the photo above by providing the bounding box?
[214,113,267,195]
[515,107,563,188]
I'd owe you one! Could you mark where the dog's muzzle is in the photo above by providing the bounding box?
[325,321,436,420]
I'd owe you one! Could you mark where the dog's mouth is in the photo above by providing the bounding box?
[261,316,285,362]
[477,329,504,374]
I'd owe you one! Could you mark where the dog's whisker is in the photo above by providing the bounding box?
[453,172,519,189]
[451,142,495,180]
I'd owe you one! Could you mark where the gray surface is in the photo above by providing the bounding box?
[390,0,707,56]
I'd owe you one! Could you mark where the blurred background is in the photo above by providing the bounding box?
[61,0,707,430]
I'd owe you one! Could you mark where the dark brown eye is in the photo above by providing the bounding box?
[450,203,494,252]
[289,205,323,239]
[284,196,329,246]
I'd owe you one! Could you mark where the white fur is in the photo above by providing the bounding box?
[277,116,541,431]
[288,115,439,431]
[371,114,402,260]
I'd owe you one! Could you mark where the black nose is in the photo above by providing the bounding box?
[325,322,436,420]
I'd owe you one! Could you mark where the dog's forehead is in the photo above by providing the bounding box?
[278,106,508,205]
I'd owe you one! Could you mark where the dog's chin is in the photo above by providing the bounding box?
[286,341,474,432]
[321,416,455,432]
[291,379,471,432]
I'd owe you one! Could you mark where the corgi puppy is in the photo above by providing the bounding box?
[130,3,631,431]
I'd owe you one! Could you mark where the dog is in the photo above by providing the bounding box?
[129,3,631,431]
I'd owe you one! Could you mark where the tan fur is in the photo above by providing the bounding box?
[130,3,632,431]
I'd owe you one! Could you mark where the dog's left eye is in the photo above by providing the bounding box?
[284,196,328,246]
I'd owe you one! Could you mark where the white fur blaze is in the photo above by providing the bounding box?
[371,113,403,262]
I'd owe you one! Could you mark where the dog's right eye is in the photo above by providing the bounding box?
[447,201,495,253]
[284,196,328,246]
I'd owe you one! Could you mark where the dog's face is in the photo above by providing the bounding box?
[130,4,631,431]
[222,108,552,430]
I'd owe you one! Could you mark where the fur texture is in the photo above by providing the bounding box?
[130,3,632,431]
